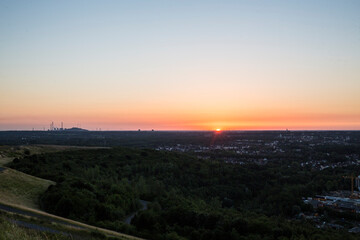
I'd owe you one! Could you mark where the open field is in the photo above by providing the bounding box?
[0,168,54,209]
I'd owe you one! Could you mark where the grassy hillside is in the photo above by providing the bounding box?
[0,145,143,240]
[0,216,68,240]
[0,200,143,240]
[0,157,13,166]
[0,144,106,208]
[0,168,54,209]
[0,213,132,240]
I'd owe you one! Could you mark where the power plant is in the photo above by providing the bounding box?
[49,121,65,131]
[48,122,88,132]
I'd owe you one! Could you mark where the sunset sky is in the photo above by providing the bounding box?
[1,0,359,130]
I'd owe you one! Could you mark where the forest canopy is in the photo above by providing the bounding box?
[8,147,358,240]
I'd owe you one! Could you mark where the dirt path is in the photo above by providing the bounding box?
[124,200,149,224]
[10,219,70,236]
[0,203,84,229]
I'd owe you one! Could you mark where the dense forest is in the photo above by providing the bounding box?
[8,147,360,240]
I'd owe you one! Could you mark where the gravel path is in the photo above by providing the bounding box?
[124,200,149,224]
[0,203,84,229]
[10,219,70,236]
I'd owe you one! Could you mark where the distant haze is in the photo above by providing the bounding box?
[1,0,359,130]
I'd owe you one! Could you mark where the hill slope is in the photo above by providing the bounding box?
[0,168,54,209]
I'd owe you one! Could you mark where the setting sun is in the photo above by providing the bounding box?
[0,1,359,132]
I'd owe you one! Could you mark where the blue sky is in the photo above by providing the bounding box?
[0,0,359,130]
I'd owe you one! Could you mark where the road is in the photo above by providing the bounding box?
[124,200,149,224]
[0,203,83,229]
[10,219,70,236]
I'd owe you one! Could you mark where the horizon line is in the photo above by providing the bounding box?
[1,129,360,132]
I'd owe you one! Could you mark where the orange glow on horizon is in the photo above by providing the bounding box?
[1,108,360,131]
[1,1,359,131]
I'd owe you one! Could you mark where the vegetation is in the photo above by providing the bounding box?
[0,168,54,209]
[7,147,360,239]
[0,145,109,160]
[0,208,140,240]
[1,131,359,148]
[0,215,68,240]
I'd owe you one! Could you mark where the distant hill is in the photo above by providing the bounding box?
[63,127,88,132]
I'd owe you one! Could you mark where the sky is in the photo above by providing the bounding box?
[0,0,359,130]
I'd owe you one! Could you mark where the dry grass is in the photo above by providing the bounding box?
[0,201,144,240]
[0,217,69,240]
[0,157,13,166]
[0,168,54,209]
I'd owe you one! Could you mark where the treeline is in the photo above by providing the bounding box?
[8,147,359,239]
[2,130,359,148]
